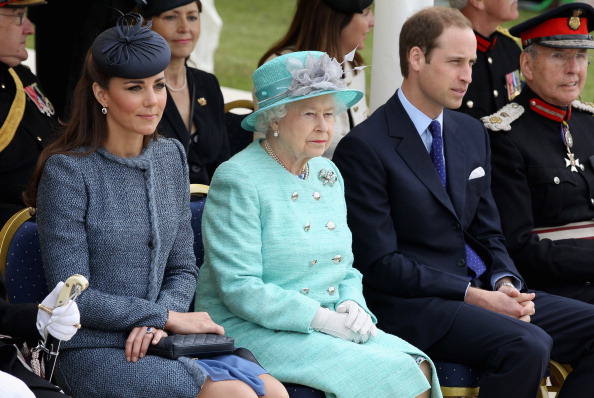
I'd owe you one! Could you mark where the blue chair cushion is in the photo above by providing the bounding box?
[4,220,49,303]
[435,360,483,388]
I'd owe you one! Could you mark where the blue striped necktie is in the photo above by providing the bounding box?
[428,120,486,279]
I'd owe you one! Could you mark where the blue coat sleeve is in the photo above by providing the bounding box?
[37,155,169,332]
[156,142,198,312]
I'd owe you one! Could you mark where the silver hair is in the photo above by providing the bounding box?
[254,94,349,137]
[254,104,289,135]
[448,0,468,10]
[524,44,538,58]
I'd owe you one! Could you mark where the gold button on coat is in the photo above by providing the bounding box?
[327,286,335,295]
[291,192,299,201]
[554,177,560,184]
[326,221,335,230]
[301,288,309,294]
[313,192,321,200]
[304,222,310,232]
[332,255,342,263]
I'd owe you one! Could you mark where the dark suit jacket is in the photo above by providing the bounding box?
[333,90,524,349]
[0,277,39,373]
[158,67,230,185]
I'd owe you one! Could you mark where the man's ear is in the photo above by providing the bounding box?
[468,0,485,11]
[519,51,533,83]
[92,82,108,108]
[409,46,425,73]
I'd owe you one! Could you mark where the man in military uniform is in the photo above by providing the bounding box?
[0,0,58,227]
[485,2,594,303]
[449,0,522,118]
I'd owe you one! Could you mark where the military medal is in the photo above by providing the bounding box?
[505,70,521,101]
[24,83,55,117]
[562,121,584,172]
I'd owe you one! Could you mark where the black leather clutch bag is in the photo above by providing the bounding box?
[147,333,235,359]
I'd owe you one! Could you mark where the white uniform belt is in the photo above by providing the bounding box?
[531,221,594,240]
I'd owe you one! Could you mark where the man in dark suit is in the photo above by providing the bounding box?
[333,6,594,398]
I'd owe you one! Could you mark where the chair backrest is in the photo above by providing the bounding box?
[224,99,254,157]
[0,207,48,303]
[190,185,209,269]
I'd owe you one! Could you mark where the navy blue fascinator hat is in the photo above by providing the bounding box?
[91,13,171,79]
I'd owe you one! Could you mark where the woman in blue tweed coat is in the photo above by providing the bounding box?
[195,51,442,398]
[24,13,287,398]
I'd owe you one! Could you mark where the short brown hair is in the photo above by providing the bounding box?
[399,6,472,78]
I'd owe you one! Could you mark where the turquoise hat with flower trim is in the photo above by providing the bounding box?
[242,51,364,132]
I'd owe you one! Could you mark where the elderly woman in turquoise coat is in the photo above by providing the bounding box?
[195,51,442,398]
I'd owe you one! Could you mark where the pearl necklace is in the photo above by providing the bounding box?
[166,68,187,92]
[263,140,309,179]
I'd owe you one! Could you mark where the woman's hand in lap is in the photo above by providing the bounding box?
[125,326,168,362]
[165,311,225,335]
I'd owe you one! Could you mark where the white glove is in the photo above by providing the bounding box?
[311,307,368,343]
[36,281,81,341]
[0,370,35,398]
[336,300,377,336]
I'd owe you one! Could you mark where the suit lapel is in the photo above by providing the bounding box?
[161,93,189,148]
[443,111,467,218]
[388,95,457,216]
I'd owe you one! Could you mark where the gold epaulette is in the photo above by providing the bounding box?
[496,26,522,48]
[0,68,26,152]
[571,100,594,114]
[481,103,524,131]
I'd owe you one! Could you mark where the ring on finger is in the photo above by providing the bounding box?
[146,327,154,334]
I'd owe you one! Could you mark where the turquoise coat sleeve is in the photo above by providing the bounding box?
[332,165,376,322]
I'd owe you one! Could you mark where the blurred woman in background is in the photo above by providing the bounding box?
[141,0,229,184]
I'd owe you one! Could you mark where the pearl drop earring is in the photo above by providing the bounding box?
[273,130,279,137]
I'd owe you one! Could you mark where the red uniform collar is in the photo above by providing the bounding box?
[529,98,572,122]
[475,32,498,53]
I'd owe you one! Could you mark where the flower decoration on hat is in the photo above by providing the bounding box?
[285,53,346,98]
[91,13,171,79]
